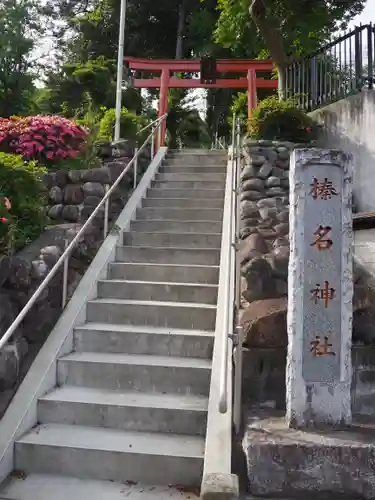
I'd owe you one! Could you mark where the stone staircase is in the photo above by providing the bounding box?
[0,150,227,499]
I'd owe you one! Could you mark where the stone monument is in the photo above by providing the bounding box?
[243,148,375,499]
[287,148,353,427]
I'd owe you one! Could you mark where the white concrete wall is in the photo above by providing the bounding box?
[310,90,375,214]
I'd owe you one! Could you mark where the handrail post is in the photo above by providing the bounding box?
[151,127,155,160]
[103,184,110,238]
[157,125,162,151]
[133,146,138,190]
[368,24,373,89]
[62,238,69,309]
[233,326,244,434]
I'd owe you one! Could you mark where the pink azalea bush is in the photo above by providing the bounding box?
[0,116,89,165]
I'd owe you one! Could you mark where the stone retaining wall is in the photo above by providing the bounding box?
[45,159,132,225]
[44,139,151,225]
[239,139,294,349]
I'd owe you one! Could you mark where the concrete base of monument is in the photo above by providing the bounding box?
[242,408,375,499]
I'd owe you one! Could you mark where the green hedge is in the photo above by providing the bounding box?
[249,96,318,143]
[0,153,48,254]
[98,108,148,143]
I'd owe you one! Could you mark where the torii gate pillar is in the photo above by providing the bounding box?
[158,69,169,146]
[247,70,258,121]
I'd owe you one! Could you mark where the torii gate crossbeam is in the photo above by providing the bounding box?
[125,57,277,145]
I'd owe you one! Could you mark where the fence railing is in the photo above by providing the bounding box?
[286,23,374,111]
[0,114,168,352]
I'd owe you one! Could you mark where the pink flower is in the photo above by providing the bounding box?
[0,115,88,162]
[0,217,8,224]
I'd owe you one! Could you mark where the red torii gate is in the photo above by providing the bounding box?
[125,57,277,145]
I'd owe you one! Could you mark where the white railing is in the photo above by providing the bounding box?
[136,114,166,157]
[218,114,243,433]
[212,133,226,150]
[0,114,168,353]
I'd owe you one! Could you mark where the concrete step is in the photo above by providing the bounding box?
[115,245,220,266]
[15,424,204,485]
[74,323,214,358]
[57,352,211,395]
[97,279,218,304]
[136,207,223,221]
[108,262,219,284]
[161,165,226,173]
[147,187,224,199]
[168,149,225,154]
[152,180,225,190]
[156,172,226,182]
[38,386,208,436]
[130,219,222,233]
[86,298,217,331]
[142,197,224,209]
[0,474,199,500]
[163,156,226,166]
[123,231,222,248]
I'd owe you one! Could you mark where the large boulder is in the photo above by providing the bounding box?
[82,182,105,198]
[63,185,84,205]
[49,186,63,204]
[81,167,111,184]
[240,297,288,347]
[239,233,268,266]
[242,257,277,303]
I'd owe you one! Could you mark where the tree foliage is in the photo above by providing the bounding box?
[216,0,366,94]
[216,0,366,59]
[0,0,42,117]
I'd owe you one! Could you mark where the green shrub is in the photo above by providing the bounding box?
[0,153,48,254]
[98,108,147,143]
[249,96,318,143]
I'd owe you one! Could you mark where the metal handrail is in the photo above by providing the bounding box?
[0,115,168,352]
[233,119,243,434]
[218,113,239,415]
[137,113,167,136]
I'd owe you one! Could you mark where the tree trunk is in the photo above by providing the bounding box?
[249,0,289,99]
[175,0,186,59]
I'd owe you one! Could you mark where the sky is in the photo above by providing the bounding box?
[350,0,375,27]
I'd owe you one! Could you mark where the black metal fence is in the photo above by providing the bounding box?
[286,23,374,111]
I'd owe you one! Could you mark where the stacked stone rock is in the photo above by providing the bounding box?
[44,139,151,225]
[239,140,294,348]
[45,162,131,225]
